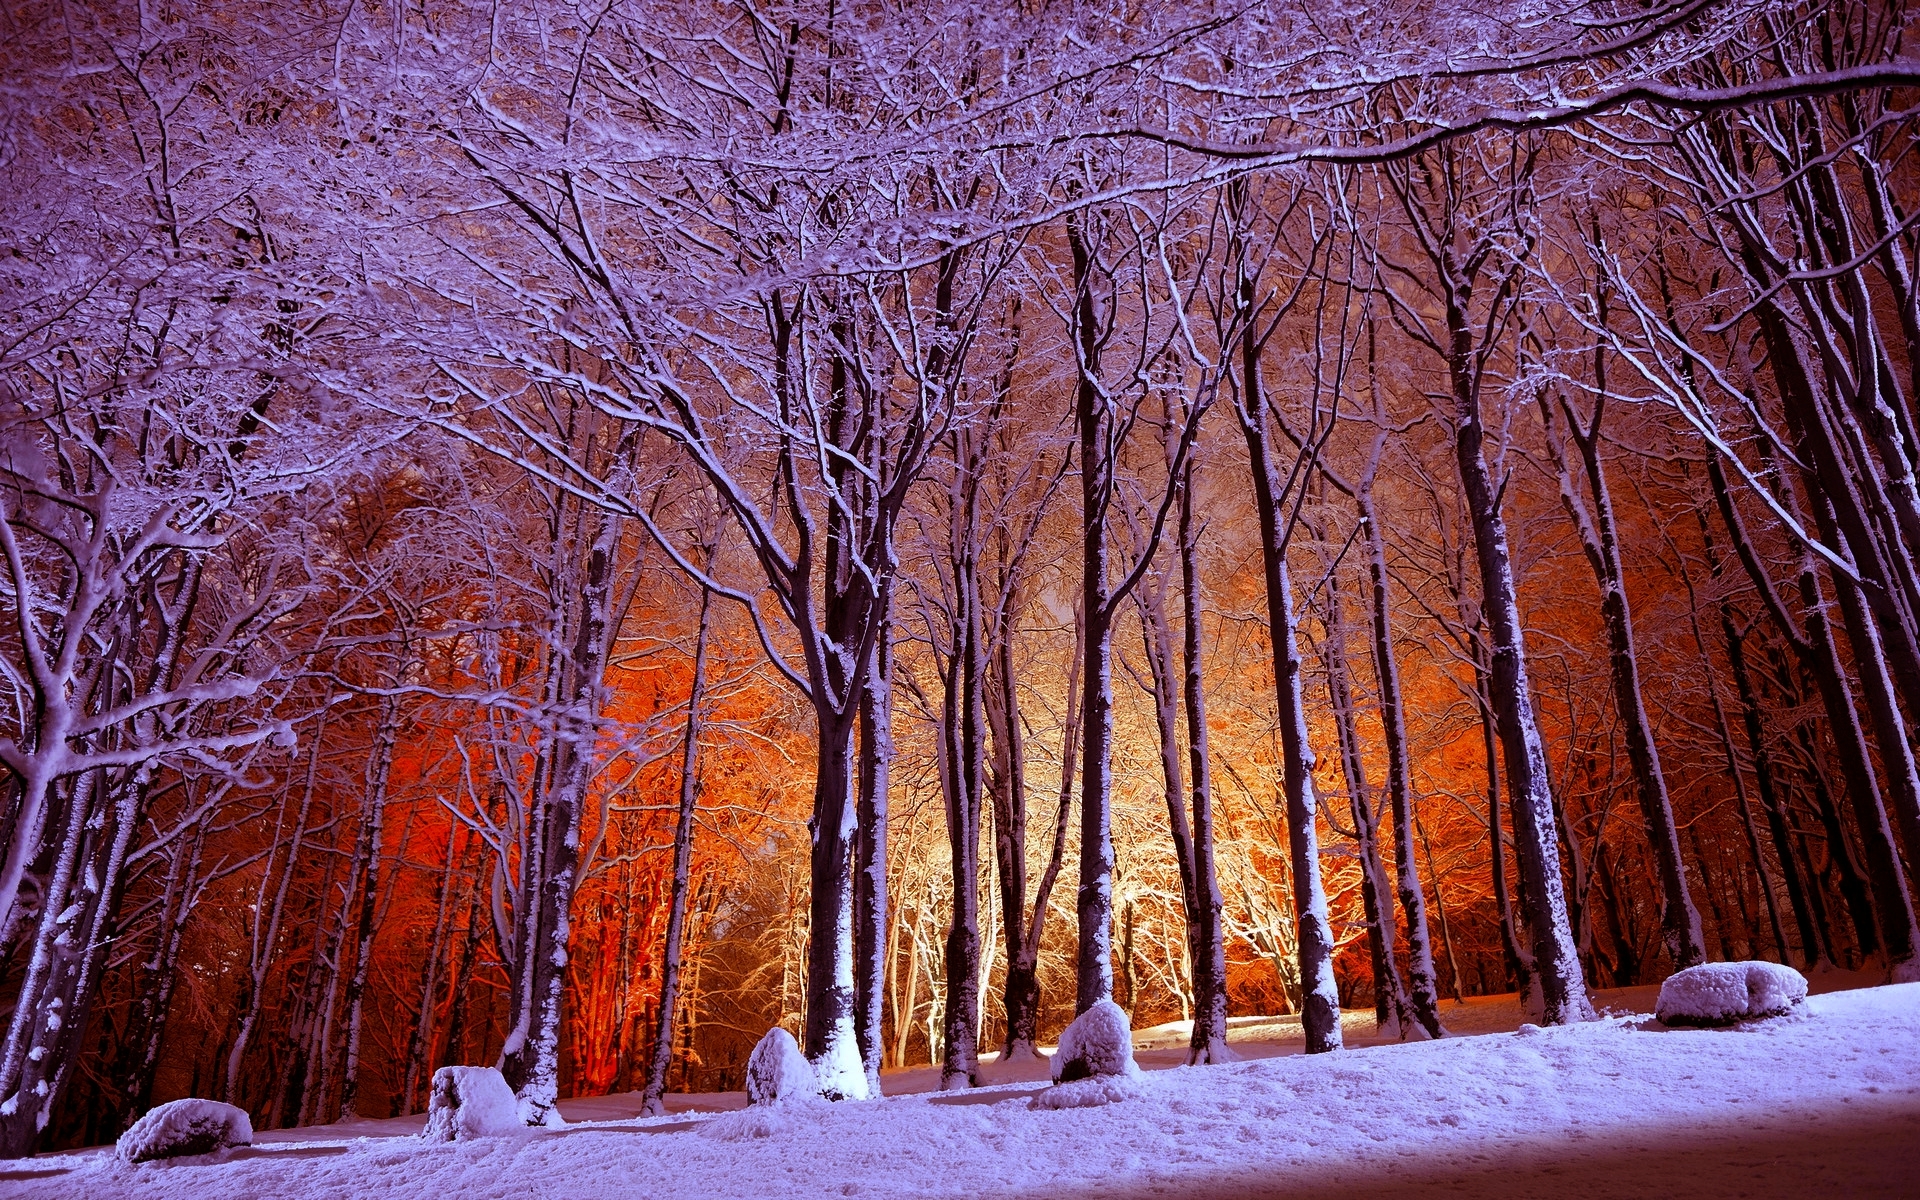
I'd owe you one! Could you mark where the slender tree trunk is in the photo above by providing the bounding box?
[1001,600,1081,1057]
[854,584,894,1094]
[0,765,141,1157]
[1178,450,1232,1063]
[643,591,714,1116]
[1237,405,1342,1050]
[1811,503,1920,972]
[225,711,326,1105]
[1539,379,1706,971]
[338,700,399,1120]
[1478,653,1532,999]
[120,811,206,1125]
[1357,479,1447,1037]
[1068,212,1119,1015]
[938,480,986,1088]
[440,844,487,1073]
[1320,575,1413,1038]
[402,820,463,1115]
[1727,628,1818,965]
[1452,364,1593,1023]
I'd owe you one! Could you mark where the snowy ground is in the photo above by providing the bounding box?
[8,978,1918,1198]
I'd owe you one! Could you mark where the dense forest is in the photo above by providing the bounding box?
[3,0,1919,1159]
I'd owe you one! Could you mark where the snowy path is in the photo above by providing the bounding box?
[7,982,1918,1199]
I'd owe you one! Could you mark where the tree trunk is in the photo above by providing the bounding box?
[225,711,326,1105]
[803,704,866,1097]
[402,820,462,1115]
[1319,574,1413,1038]
[1177,449,1232,1063]
[999,599,1080,1058]
[642,590,713,1116]
[1478,653,1533,1000]
[854,583,894,1095]
[1538,378,1706,971]
[1451,364,1593,1024]
[337,700,399,1120]
[1232,253,1342,1052]
[1356,481,1448,1037]
[934,455,987,1089]
[1068,211,1119,1016]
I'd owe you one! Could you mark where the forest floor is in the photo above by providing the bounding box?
[7,973,1917,1198]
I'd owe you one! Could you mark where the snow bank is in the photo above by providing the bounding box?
[1031,1074,1144,1109]
[116,1098,252,1163]
[1656,960,1808,1027]
[745,1027,818,1106]
[33,984,1920,1200]
[422,1067,523,1141]
[1049,999,1141,1084]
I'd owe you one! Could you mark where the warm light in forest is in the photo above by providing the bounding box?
[3,2,1918,1196]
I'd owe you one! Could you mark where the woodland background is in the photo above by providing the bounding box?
[3,0,1919,1158]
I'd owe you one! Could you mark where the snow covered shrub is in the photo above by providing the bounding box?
[116,1099,252,1163]
[1656,961,1808,1027]
[746,1027,818,1106]
[422,1067,524,1141]
[1049,1000,1141,1083]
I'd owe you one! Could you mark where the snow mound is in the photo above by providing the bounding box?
[422,1066,523,1141]
[116,1098,252,1163]
[1656,960,1808,1027]
[1030,1073,1145,1110]
[746,1027,818,1106]
[1049,999,1141,1083]
[700,1105,805,1142]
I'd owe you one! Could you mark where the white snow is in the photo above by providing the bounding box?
[808,1021,870,1102]
[421,1067,523,1141]
[115,1098,252,1163]
[744,1028,819,1106]
[26,981,1920,1199]
[1048,998,1141,1083]
[1656,960,1808,1026]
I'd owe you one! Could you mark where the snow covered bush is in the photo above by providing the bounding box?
[1049,1000,1141,1083]
[116,1099,252,1163]
[1656,961,1808,1027]
[746,1028,818,1106]
[422,1067,524,1141]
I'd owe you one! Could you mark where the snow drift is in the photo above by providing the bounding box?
[1050,999,1141,1083]
[422,1066,523,1141]
[1656,960,1808,1026]
[116,1098,252,1163]
[745,1027,818,1106]
[20,983,1919,1200]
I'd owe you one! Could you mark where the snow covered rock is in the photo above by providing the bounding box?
[422,1066,523,1141]
[116,1098,252,1163]
[1049,999,1142,1084]
[1656,960,1808,1027]
[746,1027,818,1106]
